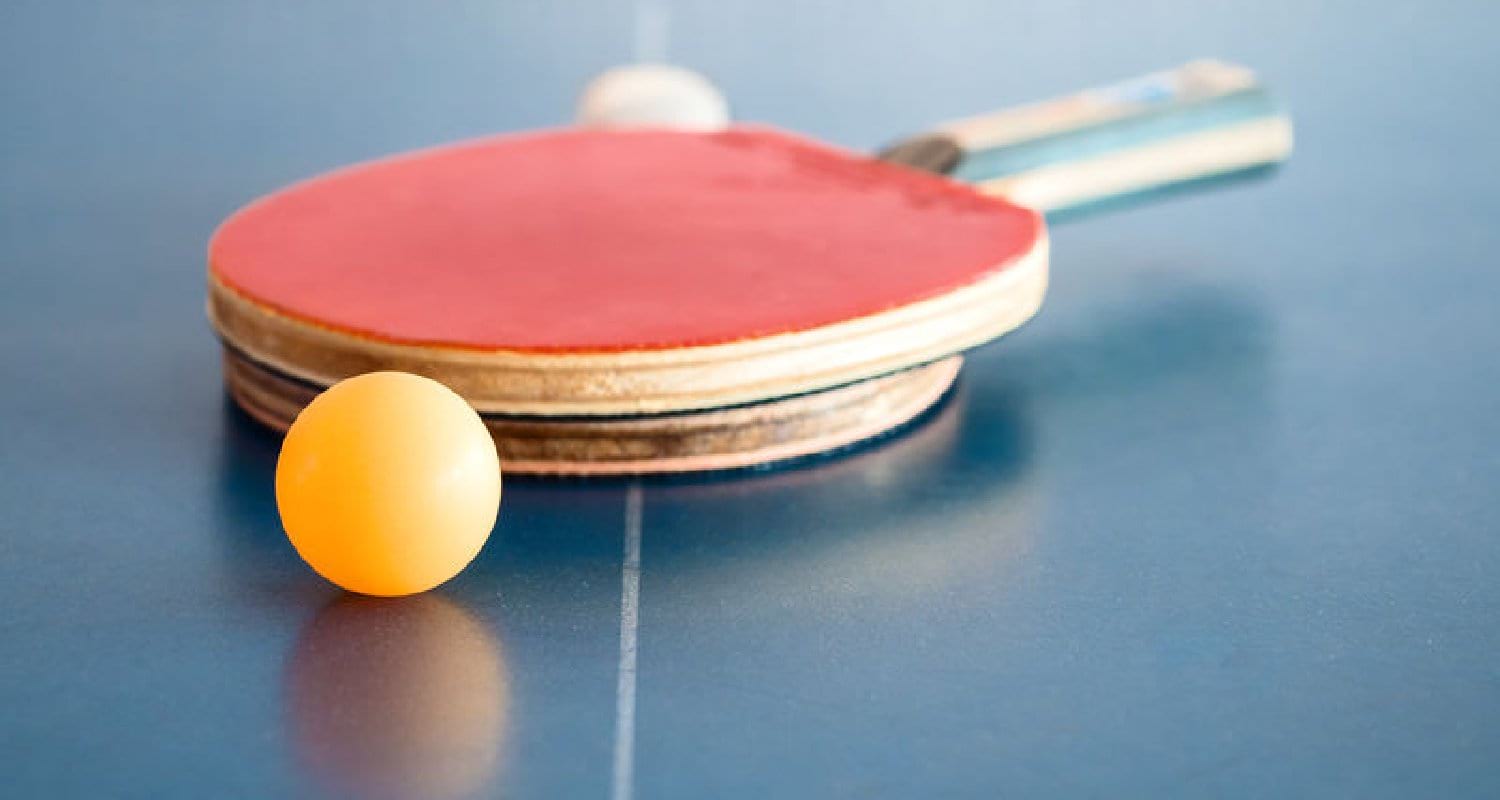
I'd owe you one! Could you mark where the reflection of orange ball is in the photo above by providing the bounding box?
[276,372,501,596]
[286,595,508,800]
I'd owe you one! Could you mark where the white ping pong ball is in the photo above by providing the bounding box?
[576,64,729,131]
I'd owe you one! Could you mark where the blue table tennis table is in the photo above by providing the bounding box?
[2,2,1497,797]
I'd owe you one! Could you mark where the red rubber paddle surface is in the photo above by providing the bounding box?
[210,126,1041,353]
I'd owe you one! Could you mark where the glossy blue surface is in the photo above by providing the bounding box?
[2,2,1498,797]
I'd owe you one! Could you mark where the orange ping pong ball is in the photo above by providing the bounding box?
[275,371,501,597]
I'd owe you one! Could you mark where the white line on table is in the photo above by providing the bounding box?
[633,0,669,63]
[611,481,644,800]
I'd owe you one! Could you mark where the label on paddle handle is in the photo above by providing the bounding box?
[1085,61,1256,108]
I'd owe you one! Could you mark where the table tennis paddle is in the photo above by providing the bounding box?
[209,61,1291,475]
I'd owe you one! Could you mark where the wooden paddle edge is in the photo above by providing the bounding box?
[207,236,1045,417]
[224,348,963,476]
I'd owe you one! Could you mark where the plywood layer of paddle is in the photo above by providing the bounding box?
[225,348,962,475]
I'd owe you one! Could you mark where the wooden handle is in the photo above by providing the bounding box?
[880,60,1293,215]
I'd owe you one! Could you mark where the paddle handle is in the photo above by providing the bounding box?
[879,61,1293,216]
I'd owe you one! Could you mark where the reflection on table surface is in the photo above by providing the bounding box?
[284,594,509,800]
